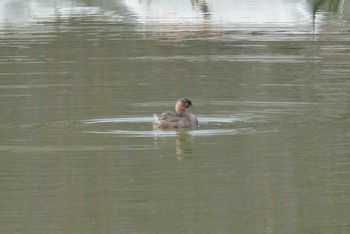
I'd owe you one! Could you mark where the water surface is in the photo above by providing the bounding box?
[1,0,350,233]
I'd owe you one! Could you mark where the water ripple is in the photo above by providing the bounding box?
[85,128,246,137]
[83,115,257,137]
[83,116,244,124]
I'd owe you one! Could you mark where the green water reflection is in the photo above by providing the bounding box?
[0,0,350,233]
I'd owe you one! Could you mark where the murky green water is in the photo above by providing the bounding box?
[1,0,350,233]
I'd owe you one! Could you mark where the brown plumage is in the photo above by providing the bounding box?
[153,98,198,129]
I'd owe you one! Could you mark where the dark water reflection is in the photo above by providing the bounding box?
[1,0,350,233]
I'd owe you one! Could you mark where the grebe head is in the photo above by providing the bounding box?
[175,97,194,114]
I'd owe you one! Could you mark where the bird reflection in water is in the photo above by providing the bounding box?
[153,129,194,159]
[175,129,193,159]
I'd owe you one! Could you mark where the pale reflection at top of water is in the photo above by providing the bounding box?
[1,0,349,34]
[125,0,312,24]
[0,1,123,27]
[0,0,314,32]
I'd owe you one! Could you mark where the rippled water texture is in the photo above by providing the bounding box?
[1,0,350,233]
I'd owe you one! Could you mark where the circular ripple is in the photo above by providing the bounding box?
[83,115,256,137]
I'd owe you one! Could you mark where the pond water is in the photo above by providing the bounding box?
[1,0,350,233]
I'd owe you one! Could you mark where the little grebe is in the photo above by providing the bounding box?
[153,98,198,129]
